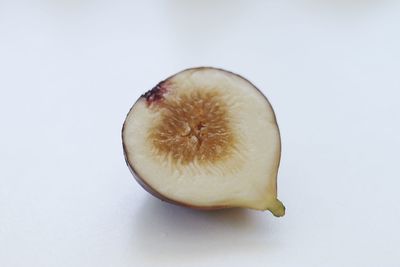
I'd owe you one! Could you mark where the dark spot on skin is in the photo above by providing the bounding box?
[142,82,168,105]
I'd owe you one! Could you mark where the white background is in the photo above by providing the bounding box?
[1,1,399,266]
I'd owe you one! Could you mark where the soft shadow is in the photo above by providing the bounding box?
[300,0,395,12]
[132,197,273,263]
[162,0,249,59]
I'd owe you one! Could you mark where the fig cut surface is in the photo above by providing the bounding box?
[122,67,285,217]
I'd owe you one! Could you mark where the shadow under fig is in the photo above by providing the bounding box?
[132,196,274,262]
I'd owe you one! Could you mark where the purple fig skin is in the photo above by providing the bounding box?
[121,67,282,211]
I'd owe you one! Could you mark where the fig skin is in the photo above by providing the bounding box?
[122,67,282,212]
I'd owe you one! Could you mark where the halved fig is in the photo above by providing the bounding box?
[122,67,285,216]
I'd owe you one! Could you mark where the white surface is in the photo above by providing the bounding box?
[0,1,399,266]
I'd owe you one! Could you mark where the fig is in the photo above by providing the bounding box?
[122,67,285,216]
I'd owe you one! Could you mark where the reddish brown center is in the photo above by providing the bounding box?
[148,90,235,165]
